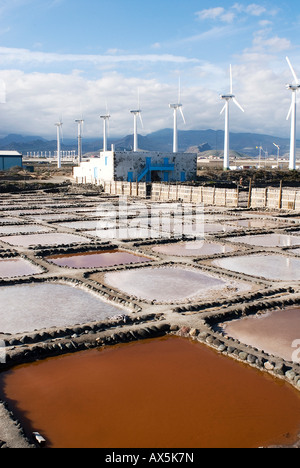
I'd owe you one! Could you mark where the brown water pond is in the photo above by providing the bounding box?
[46,250,153,269]
[1,336,300,448]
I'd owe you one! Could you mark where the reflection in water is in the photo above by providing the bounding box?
[1,336,300,448]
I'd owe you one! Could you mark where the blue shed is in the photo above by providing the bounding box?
[0,151,23,170]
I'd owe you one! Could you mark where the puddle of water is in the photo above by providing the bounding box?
[0,283,123,334]
[0,258,43,278]
[152,241,234,257]
[212,254,300,281]
[101,266,249,302]
[46,250,153,269]
[0,233,91,247]
[227,234,300,247]
[1,336,300,448]
[220,307,300,362]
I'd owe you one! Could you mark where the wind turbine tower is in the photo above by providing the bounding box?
[220,65,244,170]
[130,109,143,152]
[55,120,63,169]
[169,79,186,153]
[286,56,300,170]
[100,113,110,152]
[75,119,84,165]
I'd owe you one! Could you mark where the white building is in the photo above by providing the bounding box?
[73,150,197,185]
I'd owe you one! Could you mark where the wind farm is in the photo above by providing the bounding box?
[2,0,300,452]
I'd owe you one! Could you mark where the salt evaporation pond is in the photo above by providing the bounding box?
[0,233,91,247]
[0,283,123,334]
[227,233,300,247]
[100,266,249,302]
[152,241,234,257]
[226,219,284,229]
[47,250,153,269]
[220,307,300,362]
[212,254,300,281]
[1,336,300,448]
[0,258,43,278]
[0,225,52,235]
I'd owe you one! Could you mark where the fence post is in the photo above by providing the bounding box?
[278,180,283,209]
[247,178,252,208]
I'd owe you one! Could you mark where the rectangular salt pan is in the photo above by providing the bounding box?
[0,233,91,247]
[0,283,124,334]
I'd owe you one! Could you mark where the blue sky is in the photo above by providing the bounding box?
[0,0,300,145]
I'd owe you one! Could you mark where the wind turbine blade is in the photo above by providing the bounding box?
[286,56,299,84]
[139,112,144,128]
[230,64,233,94]
[220,103,226,115]
[179,106,186,124]
[287,102,293,121]
[178,76,181,104]
[233,97,245,113]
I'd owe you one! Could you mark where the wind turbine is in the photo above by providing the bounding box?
[286,56,300,170]
[273,142,280,168]
[130,90,143,152]
[169,78,186,153]
[55,120,63,169]
[100,106,111,152]
[75,118,84,165]
[220,65,244,170]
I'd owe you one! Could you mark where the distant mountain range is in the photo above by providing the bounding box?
[0,129,296,158]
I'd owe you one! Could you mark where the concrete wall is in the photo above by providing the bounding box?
[73,152,114,184]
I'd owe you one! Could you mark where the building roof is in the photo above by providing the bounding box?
[0,151,22,157]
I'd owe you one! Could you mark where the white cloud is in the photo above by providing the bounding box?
[196,7,235,23]
[0,46,200,68]
[246,4,267,16]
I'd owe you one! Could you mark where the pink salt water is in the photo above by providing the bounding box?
[0,258,43,278]
[152,241,234,257]
[221,307,300,362]
[47,250,153,269]
[1,336,300,448]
